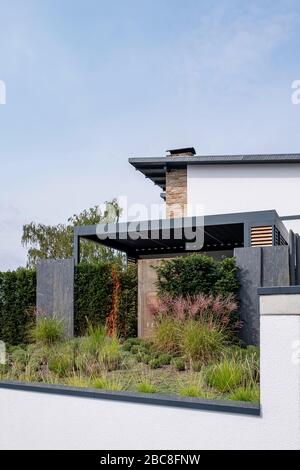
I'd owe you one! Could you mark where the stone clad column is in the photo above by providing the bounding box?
[138,258,163,338]
[165,169,187,218]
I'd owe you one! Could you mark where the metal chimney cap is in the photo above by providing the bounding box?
[166,147,196,156]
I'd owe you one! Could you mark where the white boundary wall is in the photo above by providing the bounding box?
[0,293,300,450]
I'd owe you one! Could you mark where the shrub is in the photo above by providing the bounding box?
[0,269,36,345]
[130,345,142,355]
[155,254,239,299]
[158,353,172,366]
[171,357,186,371]
[135,381,157,394]
[181,320,227,364]
[229,386,260,403]
[29,317,65,344]
[122,338,142,351]
[205,360,244,392]
[213,258,240,298]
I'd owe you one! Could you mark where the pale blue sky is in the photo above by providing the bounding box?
[1,0,300,269]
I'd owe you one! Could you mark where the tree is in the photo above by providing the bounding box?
[22,199,124,268]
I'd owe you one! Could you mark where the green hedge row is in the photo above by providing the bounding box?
[74,263,137,337]
[0,269,36,345]
[0,254,238,346]
[156,255,240,298]
[0,263,138,345]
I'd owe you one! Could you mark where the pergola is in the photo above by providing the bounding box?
[73,210,288,264]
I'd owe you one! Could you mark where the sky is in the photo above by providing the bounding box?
[1,0,300,270]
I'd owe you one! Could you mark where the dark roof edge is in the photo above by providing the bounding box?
[129,153,300,167]
[129,153,300,189]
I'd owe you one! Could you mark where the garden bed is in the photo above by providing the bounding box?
[0,256,259,403]
[0,327,259,403]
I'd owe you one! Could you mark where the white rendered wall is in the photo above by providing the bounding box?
[187,163,300,233]
[0,294,300,450]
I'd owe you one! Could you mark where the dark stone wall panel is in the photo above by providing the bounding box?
[37,259,74,338]
[234,246,290,346]
[234,247,262,346]
[262,246,290,287]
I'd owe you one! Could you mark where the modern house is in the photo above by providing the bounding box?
[72,148,300,345]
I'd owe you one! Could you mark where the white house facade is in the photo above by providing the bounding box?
[187,162,300,233]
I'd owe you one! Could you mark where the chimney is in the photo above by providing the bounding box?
[166,147,196,157]
[165,147,196,218]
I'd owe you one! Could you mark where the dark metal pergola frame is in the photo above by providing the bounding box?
[73,209,289,265]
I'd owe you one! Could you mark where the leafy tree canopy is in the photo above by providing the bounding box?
[22,199,124,268]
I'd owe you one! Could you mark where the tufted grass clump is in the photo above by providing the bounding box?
[82,324,107,356]
[153,318,182,355]
[29,317,65,344]
[92,375,125,392]
[229,386,260,403]
[181,320,227,364]
[178,375,213,399]
[205,359,244,393]
[98,336,122,371]
[171,357,186,371]
[135,381,157,394]
[48,349,73,377]
[64,374,91,388]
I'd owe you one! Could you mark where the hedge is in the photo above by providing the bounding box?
[0,269,36,345]
[74,262,114,335]
[0,255,238,346]
[74,262,137,338]
[117,265,138,338]
[0,263,137,345]
[155,254,240,299]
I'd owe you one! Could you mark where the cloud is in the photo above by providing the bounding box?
[173,8,296,91]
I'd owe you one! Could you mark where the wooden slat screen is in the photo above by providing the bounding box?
[251,226,273,247]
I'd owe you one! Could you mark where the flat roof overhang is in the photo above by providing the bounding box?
[129,153,300,190]
[74,210,288,262]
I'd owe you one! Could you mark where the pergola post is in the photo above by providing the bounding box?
[73,234,80,265]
